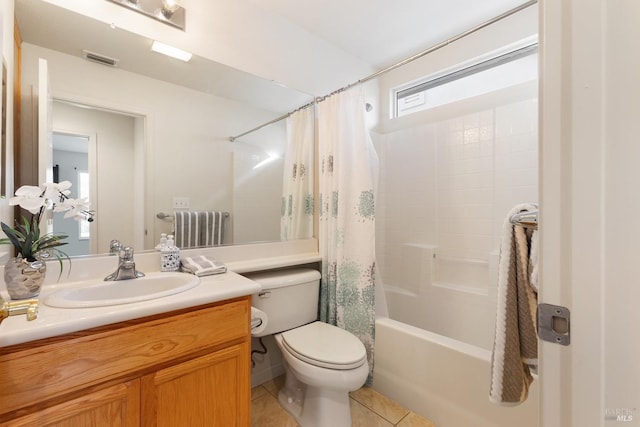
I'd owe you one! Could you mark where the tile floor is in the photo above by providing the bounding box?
[251,375,436,427]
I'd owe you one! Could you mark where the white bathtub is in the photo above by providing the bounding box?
[373,317,538,427]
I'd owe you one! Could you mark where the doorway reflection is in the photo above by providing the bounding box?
[52,133,90,256]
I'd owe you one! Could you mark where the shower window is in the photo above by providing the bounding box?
[393,42,538,118]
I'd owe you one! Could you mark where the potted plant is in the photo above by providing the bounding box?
[0,181,94,299]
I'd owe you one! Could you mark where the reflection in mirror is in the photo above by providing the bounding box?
[15,0,315,257]
[52,100,141,255]
[232,123,286,245]
[52,132,90,257]
[1,62,6,197]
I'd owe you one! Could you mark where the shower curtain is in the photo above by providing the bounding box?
[281,107,315,240]
[318,88,378,383]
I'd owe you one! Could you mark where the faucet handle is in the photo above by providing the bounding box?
[120,246,134,261]
[109,240,123,254]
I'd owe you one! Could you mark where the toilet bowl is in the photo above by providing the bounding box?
[247,269,369,427]
[275,321,369,427]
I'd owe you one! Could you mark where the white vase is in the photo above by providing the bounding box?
[4,256,47,300]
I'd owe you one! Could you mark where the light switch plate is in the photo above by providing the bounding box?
[173,197,190,209]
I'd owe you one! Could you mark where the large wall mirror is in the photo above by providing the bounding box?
[15,0,315,257]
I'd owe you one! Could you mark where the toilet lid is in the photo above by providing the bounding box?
[281,321,367,370]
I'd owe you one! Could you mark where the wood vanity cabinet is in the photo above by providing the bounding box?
[0,296,251,426]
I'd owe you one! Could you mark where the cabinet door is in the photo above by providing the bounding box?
[1,380,140,427]
[141,342,250,427]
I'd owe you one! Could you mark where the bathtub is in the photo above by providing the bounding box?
[373,317,538,427]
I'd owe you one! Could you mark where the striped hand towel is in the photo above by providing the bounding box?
[490,203,538,405]
[174,211,200,249]
[181,255,227,276]
[174,211,227,248]
[199,211,225,247]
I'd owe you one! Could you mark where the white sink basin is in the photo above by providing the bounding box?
[44,272,200,308]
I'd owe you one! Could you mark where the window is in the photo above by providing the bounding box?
[393,43,538,117]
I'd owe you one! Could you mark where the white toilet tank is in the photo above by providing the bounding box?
[247,268,321,338]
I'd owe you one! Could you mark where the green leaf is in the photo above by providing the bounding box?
[1,222,25,254]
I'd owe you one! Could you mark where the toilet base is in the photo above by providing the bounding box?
[278,370,352,427]
[273,329,369,427]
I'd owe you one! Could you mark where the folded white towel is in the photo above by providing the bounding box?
[180,255,227,276]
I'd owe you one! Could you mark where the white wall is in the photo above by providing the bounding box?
[20,43,286,250]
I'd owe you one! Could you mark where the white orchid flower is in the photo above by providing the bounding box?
[53,198,72,213]
[55,198,92,221]
[43,181,72,200]
[8,185,46,214]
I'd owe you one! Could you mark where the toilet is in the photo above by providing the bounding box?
[248,268,369,427]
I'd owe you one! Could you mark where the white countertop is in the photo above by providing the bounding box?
[0,270,261,348]
[0,239,321,348]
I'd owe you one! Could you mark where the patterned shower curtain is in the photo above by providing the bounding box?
[281,106,315,240]
[317,88,378,383]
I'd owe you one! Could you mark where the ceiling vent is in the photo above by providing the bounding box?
[82,50,119,67]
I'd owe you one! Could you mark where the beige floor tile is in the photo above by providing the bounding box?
[349,386,409,424]
[397,412,437,427]
[251,393,298,427]
[262,374,286,397]
[349,399,394,427]
[251,385,269,401]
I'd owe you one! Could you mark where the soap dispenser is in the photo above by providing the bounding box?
[156,233,168,251]
[161,235,180,272]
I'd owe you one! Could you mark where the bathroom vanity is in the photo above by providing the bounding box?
[0,297,250,426]
[0,265,265,426]
[0,240,319,426]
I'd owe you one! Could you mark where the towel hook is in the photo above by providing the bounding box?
[510,210,538,230]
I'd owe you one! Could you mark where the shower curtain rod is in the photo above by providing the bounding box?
[228,0,537,142]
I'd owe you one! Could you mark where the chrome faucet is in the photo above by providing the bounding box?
[104,245,145,281]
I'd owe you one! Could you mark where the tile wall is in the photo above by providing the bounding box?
[374,94,538,348]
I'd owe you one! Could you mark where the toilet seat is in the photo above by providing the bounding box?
[280,321,367,370]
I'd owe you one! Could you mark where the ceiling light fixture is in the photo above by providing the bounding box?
[160,0,180,19]
[151,41,192,62]
[106,0,185,31]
